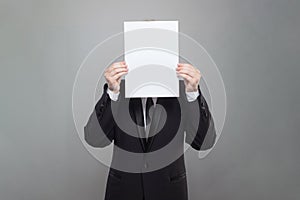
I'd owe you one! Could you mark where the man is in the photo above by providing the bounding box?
[84,61,216,200]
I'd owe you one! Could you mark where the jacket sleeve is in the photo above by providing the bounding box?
[84,83,118,148]
[184,85,217,151]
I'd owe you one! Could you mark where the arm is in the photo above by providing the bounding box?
[184,86,216,151]
[84,83,118,147]
[84,61,127,148]
[177,63,216,151]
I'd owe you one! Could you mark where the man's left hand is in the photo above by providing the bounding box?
[176,63,201,92]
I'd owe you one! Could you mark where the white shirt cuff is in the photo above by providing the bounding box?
[107,88,120,101]
[185,90,199,102]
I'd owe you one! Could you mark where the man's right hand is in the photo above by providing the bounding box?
[104,61,128,93]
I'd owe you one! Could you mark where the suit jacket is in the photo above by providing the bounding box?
[84,80,216,200]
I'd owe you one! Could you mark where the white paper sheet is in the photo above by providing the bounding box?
[124,21,179,98]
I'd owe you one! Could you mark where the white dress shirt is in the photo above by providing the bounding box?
[107,88,199,138]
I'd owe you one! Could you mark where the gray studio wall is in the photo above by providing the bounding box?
[1,0,300,199]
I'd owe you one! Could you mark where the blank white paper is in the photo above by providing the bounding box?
[124,21,179,98]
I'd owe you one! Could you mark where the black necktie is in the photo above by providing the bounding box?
[145,97,154,126]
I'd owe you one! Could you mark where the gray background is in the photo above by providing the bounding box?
[1,0,300,199]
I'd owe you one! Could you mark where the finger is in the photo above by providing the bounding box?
[113,71,128,80]
[176,69,195,79]
[176,67,196,76]
[177,72,193,82]
[177,63,196,72]
[114,71,128,81]
[110,67,128,76]
[111,63,127,70]
[177,63,193,69]
[107,63,127,72]
[116,73,125,82]
[113,61,126,66]
[177,64,199,76]
[177,66,201,79]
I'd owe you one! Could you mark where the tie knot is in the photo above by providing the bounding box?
[146,97,154,108]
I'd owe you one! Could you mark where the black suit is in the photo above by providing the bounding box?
[84,80,216,200]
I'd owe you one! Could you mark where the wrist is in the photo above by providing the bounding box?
[108,85,120,94]
[107,87,120,101]
[185,87,198,92]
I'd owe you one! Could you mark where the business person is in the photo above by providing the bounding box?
[84,61,216,200]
